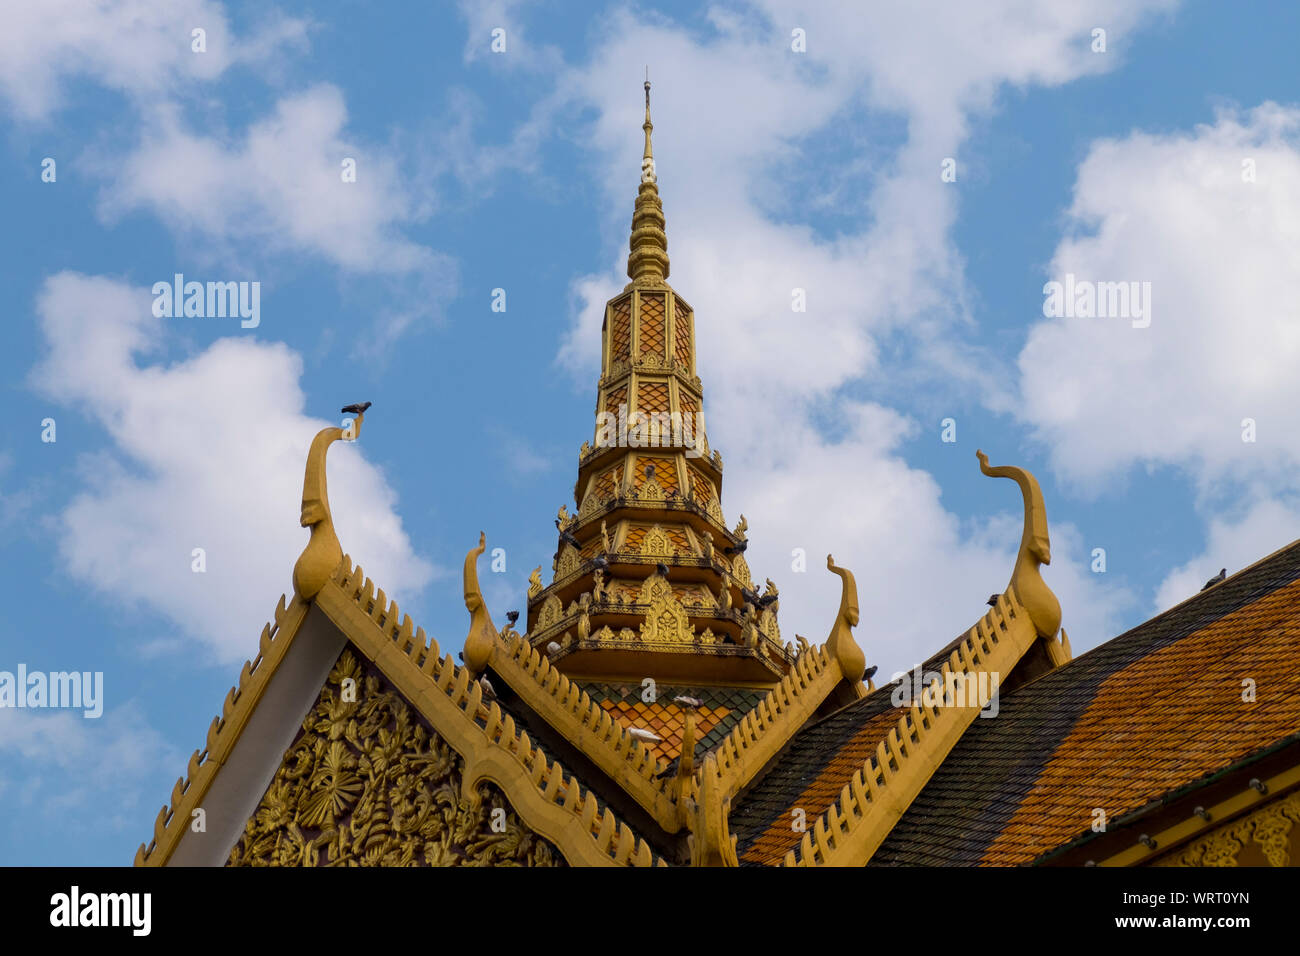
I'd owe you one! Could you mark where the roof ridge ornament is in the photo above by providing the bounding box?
[825,555,868,704]
[463,532,499,673]
[292,404,368,599]
[977,450,1062,639]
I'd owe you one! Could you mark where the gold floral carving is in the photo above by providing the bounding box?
[1153,789,1300,867]
[732,553,753,589]
[557,544,581,577]
[537,594,562,630]
[638,576,696,645]
[640,525,672,557]
[228,649,565,867]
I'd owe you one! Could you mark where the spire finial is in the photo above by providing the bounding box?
[642,72,655,169]
[628,77,668,284]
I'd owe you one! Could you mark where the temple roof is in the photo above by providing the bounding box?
[869,538,1300,866]
[134,87,1300,869]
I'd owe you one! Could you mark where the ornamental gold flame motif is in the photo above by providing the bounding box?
[228,649,565,867]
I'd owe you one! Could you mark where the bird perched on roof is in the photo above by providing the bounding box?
[986,594,999,607]
[674,695,702,709]
[655,758,679,780]
[725,539,749,556]
[758,590,778,609]
[741,586,761,606]
[340,401,372,415]
[863,665,878,690]
[478,675,496,699]
[555,521,581,550]
[546,641,562,656]
[505,610,519,627]
[593,554,610,570]
[656,562,670,578]
[1202,568,1226,591]
[627,727,662,744]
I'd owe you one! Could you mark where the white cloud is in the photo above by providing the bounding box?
[1153,495,1300,615]
[0,701,177,832]
[29,272,437,664]
[456,0,560,71]
[549,2,1173,659]
[0,0,307,119]
[1019,103,1300,493]
[98,85,443,275]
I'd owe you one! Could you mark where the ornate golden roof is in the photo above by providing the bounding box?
[525,82,794,688]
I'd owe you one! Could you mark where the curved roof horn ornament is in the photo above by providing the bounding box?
[977,449,1062,640]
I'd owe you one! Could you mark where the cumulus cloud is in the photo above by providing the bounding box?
[0,0,308,119]
[29,272,437,664]
[1153,495,1300,615]
[1020,103,1300,492]
[0,701,177,833]
[549,1,1173,654]
[97,85,445,276]
[456,0,561,71]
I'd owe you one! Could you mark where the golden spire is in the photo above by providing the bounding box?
[628,75,669,285]
[642,71,654,167]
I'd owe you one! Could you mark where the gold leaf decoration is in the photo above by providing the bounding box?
[228,647,566,867]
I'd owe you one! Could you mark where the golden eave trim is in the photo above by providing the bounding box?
[135,592,310,866]
[1097,760,1300,867]
[780,592,1041,867]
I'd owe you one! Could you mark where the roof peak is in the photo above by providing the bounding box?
[628,78,669,284]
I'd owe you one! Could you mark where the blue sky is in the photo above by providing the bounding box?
[2,0,1299,865]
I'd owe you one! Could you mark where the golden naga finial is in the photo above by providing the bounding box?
[825,555,867,700]
[977,449,1062,639]
[292,405,367,599]
[462,532,498,674]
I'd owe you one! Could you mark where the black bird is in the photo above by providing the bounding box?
[505,610,519,627]
[655,757,680,780]
[986,594,999,607]
[593,554,610,570]
[341,401,372,415]
[863,665,878,682]
[725,540,749,555]
[555,522,581,549]
[656,562,671,578]
[741,587,761,606]
[758,592,778,609]
[1201,568,1226,591]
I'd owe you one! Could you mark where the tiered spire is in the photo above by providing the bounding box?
[524,83,792,690]
[627,79,669,286]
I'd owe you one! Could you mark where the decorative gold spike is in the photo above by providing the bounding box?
[462,532,497,674]
[824,555,867,705]
[977,450,1062,639]
[292,410,364,599]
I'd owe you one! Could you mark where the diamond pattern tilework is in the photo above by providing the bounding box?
[673,301,692,367]
[610,298,631,360]
[582,683,767,766]
[638,293,666,357]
